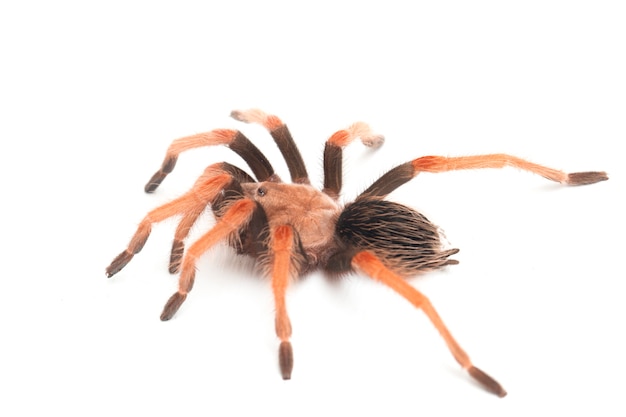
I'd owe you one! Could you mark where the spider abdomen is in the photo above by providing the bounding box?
[336,198,459,276]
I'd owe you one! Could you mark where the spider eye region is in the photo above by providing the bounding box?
[257,186,267,197]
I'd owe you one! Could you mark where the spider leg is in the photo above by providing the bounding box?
[349,250,507,397]
[323,122,384,199]
[106,172,233,277]
[268,225,298,379]
[359,154,608,199]
[160,198,258,321]
[168,162,256,273]
[168,206,205,274]
[231,108,310,184]
[145,127,278,193]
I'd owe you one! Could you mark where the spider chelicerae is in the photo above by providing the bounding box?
[106,108,607,397]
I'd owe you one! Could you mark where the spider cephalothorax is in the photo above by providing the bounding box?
[106,108,607,397]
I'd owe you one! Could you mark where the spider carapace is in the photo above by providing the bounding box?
[106,109,607,397]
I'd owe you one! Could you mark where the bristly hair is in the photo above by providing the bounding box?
[256,227,309,280]
[336,198,459,276]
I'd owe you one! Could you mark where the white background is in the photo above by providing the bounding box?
[1,1,624,416]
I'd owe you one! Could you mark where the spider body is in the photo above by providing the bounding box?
[242,181,340,269]
[106,109,607,397]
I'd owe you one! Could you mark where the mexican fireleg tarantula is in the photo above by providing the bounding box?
[106,109,607,397]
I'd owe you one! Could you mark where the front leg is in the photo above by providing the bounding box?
[268,225,299,379]
[105,173,232,277]
[160,199,258,321]
[168,162,257,274]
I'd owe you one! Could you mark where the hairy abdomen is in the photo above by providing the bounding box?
[336,198,459,276]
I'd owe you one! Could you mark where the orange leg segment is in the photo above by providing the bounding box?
[412,154,608,185]
[352,251,507,397]
[230,108,284,132]
[145,129,238,192]
[326,122,385,148]
[270,225,296,379]
[323,122,385,199]
[168,206,205,273]
[166,163,241,273]
[145,122,279,192]
[360,153,607,199]
[160,198,257,321]
[105,173,233,278]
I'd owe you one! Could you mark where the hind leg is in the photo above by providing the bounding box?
[359,154,608,199]
[343,250,507,397]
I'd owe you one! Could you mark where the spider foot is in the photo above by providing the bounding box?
[567,171,608,186]
[106,251,134,277]
[160,292,187,321]
[279,341,294,380]
[230,108,266,124]
[230,108,284,132]
[345,122,384,148]
[361,135,385,148]
[468,366,507,398]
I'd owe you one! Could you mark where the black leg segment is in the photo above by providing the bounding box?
[358,162,415,199]
[229,132,278,182]
[270,125,309,184]
[323,142,343,199]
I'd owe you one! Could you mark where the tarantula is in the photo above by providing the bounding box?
[106,109,607,397]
